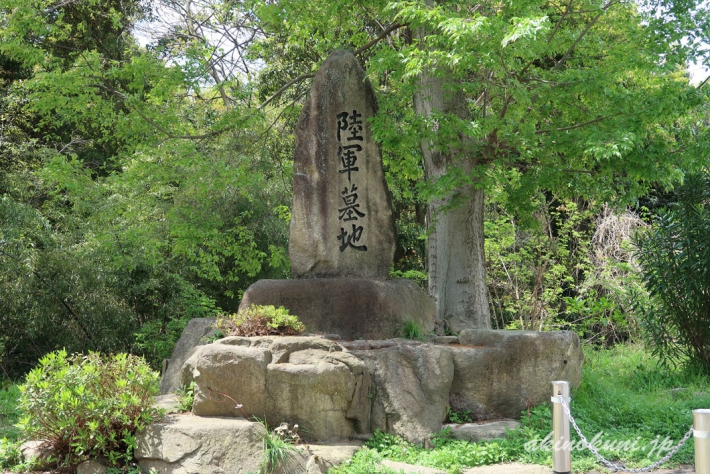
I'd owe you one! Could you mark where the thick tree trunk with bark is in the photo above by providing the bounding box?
[413,68,491,332]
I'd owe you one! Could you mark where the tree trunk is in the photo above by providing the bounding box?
[413,66,491,332]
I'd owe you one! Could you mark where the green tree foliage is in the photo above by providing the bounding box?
[1,0,709,374]
[634,172,710,374]
[0,0,293,377]
[251,0,710,329]
[486,195,648,343]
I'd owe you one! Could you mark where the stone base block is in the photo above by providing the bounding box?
[449,329,584,420]
[181,337,372,441]
[239,278,435,340]
[135,414,265,474]
[167,326,583,444]
[445,420,521,442]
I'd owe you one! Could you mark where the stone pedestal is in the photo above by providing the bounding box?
[167,330,583,444]
[239,278,436,340]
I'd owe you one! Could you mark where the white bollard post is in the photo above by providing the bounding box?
[695,409,710,474]
[552,381,571,474]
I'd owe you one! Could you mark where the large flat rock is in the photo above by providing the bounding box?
[170,327,583,444]
[445,420,521,442]
[239,278,435,340]
[135,414,265,474]
[449,329,584,420]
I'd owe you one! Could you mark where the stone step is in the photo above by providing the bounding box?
[380,460,447,474]
[460,463,550,474]
[131,413,364,474]
[135,414,265,473]
[444,419,522,442]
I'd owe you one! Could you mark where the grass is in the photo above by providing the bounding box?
[1,382,23,470]
[398,319,426,341]
[0,383,20,442]
[331,343,710,474]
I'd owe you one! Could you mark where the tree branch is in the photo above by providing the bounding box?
[95,84,227,140]
[259,73,315,109]
[547,0,574,44]
[354,23,407,56]
[553,0,619,70]
[535,114,618,134]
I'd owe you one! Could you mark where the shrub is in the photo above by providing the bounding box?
[634,173,710,374]
[216,305,305,337]
[17,350,161,470]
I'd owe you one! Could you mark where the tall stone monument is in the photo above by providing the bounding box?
[289,49,396,281]
[240,50,435,339]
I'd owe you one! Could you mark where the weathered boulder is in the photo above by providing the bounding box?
[19,440,54,471]
[350,342,454,445]
[165,325,583,445]
[153,394,181,414]
[239,278,435,340]
[181,336,371,441]
[289,49,396,281]
[182,343,271,417]
[449,329,583,420]
[160,318,217,395]
[135,414,265,474]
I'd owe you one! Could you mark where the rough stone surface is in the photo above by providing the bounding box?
[461,463,551,474]
[239,278,435,340]
[182,337,371,440]
[271,441,364,474]
[267,348,371,440]
[445,420,521,442]
[19,440,54,470]
[76,458,109,474]
[182,343,271,418]
[160,318,217,395]
[381,460,447,474]
[135,414,265,474]
[153,394,182,414]
[352,342,454,445]
[289,49,396,281]
[449,329,583,420]
[167,327,583,445]
[308,440,363,467]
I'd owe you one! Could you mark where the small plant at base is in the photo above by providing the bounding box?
[273,422,301,445]
[0,437,23,469]
[446,406,473,424]
[216,305,306,337]
[258,419,297,474]
[176,382,195,412]
[399,319,426,341]
[430,426,454,448]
